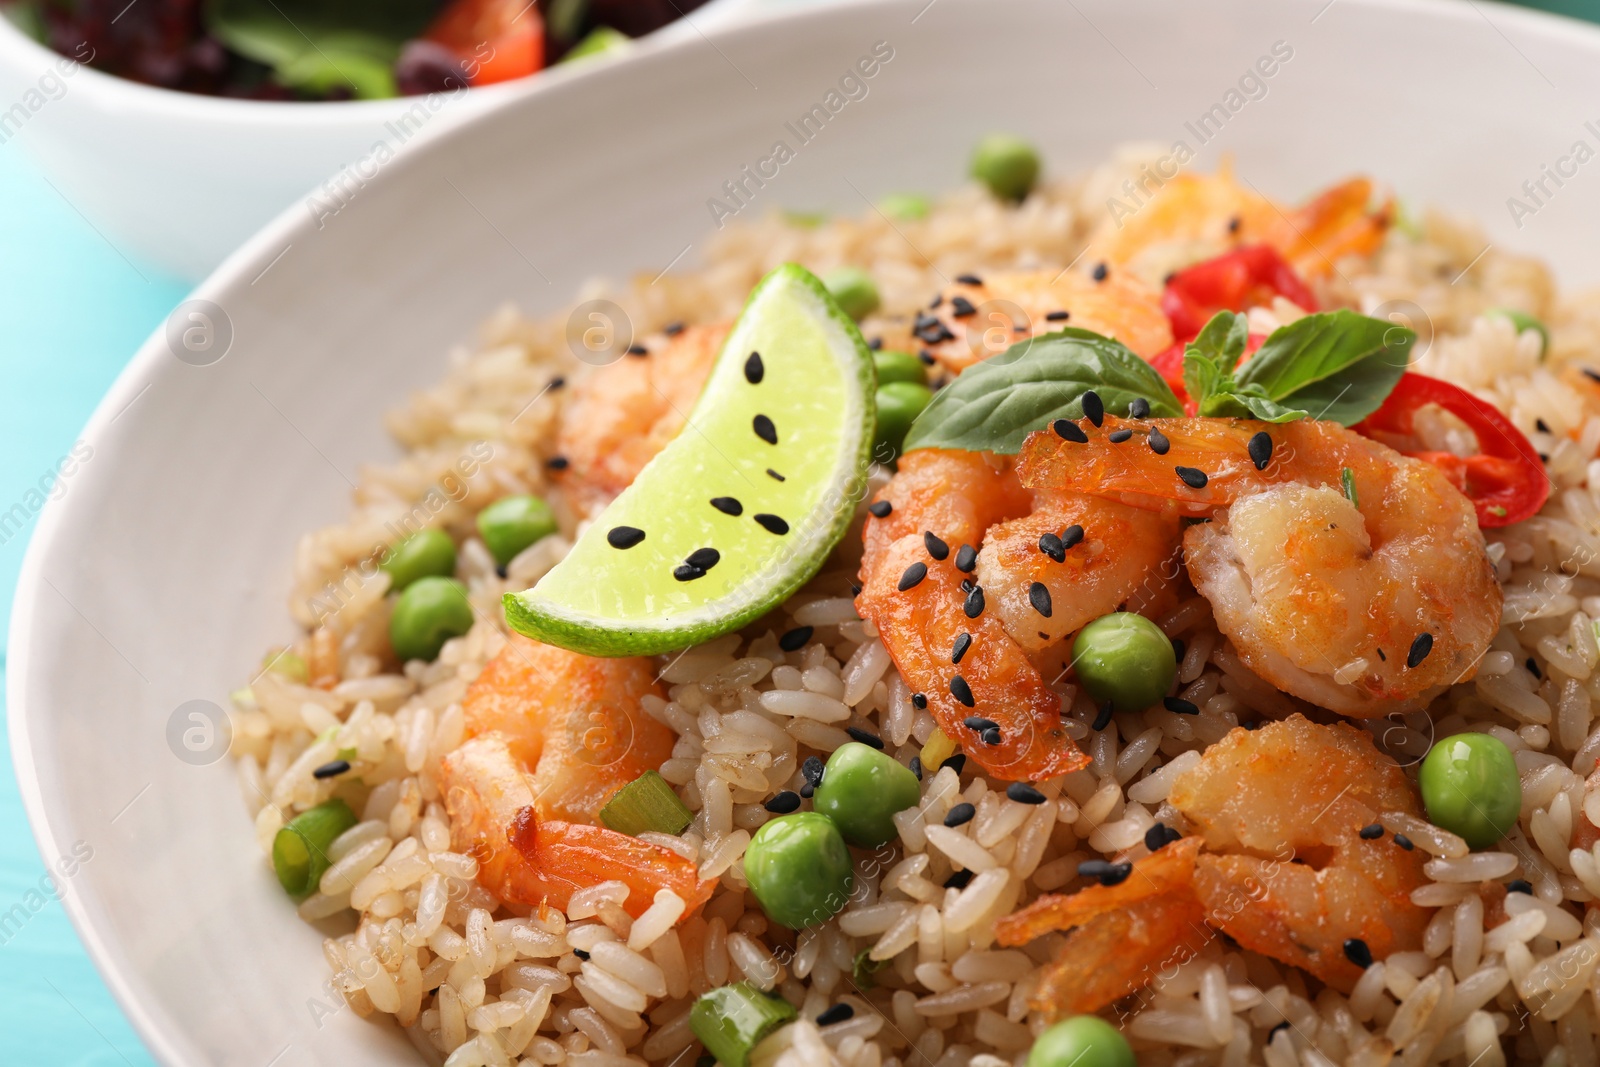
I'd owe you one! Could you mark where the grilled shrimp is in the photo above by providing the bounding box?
[554,322,729,519]
[855,449,1182,780]
[907,269,1173,377]
[440,734,714,919]
[1087,168,1391,287]
[995,715,1432,1016]
[461,634,676,824]
[1019,415,1502,716]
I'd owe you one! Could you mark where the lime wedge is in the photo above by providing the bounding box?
[505,264,876,656]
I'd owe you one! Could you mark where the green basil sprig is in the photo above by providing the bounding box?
[901,329,1184,455]
[1184,309,1414,425]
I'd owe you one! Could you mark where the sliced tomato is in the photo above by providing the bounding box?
[1148,332,1266,415]
[1352,372,1549,527]
[1161,245,1318,344]
[426,0,544,85]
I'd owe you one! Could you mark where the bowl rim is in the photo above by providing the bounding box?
[12,0,1600,1061]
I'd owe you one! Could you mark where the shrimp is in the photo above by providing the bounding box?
[906,269,1173,377]
[462,634,676,824]
[855,449,1182,780]
[995,715,1432,1016]
[440,734,714,919]
[554,322,730,519]
[1087,168,1391,288]
[1018,415,1502,716]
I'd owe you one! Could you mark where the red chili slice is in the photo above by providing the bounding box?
[1352,372,1549,527]
[1162,245,1319,344]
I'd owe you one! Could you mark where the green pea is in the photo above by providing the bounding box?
[744,812,854,929]
[971,133,1041,202]
[879,192,930,221]
[1027,1015,1135,1067]
[874,350,928,386]
[823,266,880,322]
[1418,733,1521,849]
[1072,612,1177,712]
[477,495,558,567]
[389,576,474,663]
[1487,307,1549,359]
[380,529,457,592]
[874,381,935,465]
[811,742,921,849]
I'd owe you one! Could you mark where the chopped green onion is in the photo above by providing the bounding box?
[853,947,889,990]
[1341,468,1358,508]
[1487,308,1549,360]
[272,798,357,898]
[879,192,930,221]
[229,687,257,709]
[262,648,309,683]
[782,210,827,229]
[690,983,798,1067]
[599,770,693,836]
[1488,505,1508,518]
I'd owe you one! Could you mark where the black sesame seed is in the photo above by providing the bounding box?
[919,351,937,365]
[944,869,974,889]
[1029,582,1053,618]
[1082,391,1105,428]
[950,676,975,707]
[607,526,646,549]
[929,293,943,309]
[960,578,976,593]
[780,626,814,652]
[924,531,950,560]
[816,1003,854,1027]
[1007,782,1046,805]
[1171,637,1185,661]
[952,633,972,664]
[765,791,802,814]
[956,273,983,286]
[799,782,814,799]
[1343,938,1374,969]
[1108,429,1133,443]
[1148,427,1170,455]
[1092,701,1114,731]
[673,564,706,582]
[1144,823,1182,851]
[1228,216,1242,235]
[767,469,786,482]
[1407,633,1434,668]
[868,336,883,350]
[1394,833,1415,851]
[1247,431,1273,471]
[802,755,825,785]
[686,547,720,570]
[1060,525,1085,550]
[1078,859,1131,886]
[1359,823,1384,840]
[1092,262,1109,282]
[1176,466,1208,489]
[954,544,977,573]
[1162,697,1199,715]
[1039,532,1065,563]
[548,376,566,390]
[1046,310,1071,322]
[949,295,977,319]
[942,754,967,775]
[898,562,928,591]
[981,727,1003,745]
[663,321,685,336]
[964,585,985,619]
[1527,657,1542,678]
[1508,879,1533,894]
[1376,648,1386,662]
[1537,418,1552,434]
[573,948,591,960]
[963,715,999,733]
[868,500,893,518]
[1585,368,1600,385]
[545,456,570,471]
[909,756,923,780]
[945,803,976,827]
[1052,419,1089,444]
[1129,397,1150,419]
[496,565,508,579]
[911,692,928,710]
[312,759,351,779]
[744,351,764,383]
[626,345,648,357]
[912,313,955,345]
[754,514,790,535]
[710,497,743,516]
[846,726,885,750]
[753,414,777,445]
[1268,1021,1289,1041]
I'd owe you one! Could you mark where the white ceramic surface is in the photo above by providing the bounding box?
[0,0,758,280]
[13,0,1600,1062]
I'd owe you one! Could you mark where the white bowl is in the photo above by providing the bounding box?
[0,0,760,280]
[12,0,1600,1062]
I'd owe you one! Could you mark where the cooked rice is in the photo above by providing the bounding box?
[228,144,1600,1066]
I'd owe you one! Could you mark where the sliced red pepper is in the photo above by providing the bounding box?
[426,0,544,85]
[1161,245,1319,344]
[1352,372,1548,527]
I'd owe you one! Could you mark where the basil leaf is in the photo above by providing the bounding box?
[1269,345,1410,425]
[1201,384,1308,423]
[1235,309,1414,407]
[1182,311,1249,415]
[902,328,1183,455]
[206,0,438,99]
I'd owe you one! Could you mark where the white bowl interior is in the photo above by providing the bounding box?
[14,0,1600,1062]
